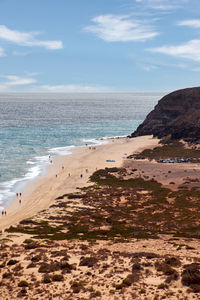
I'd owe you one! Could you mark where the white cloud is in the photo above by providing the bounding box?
[177,19,200,28]
[5,75,36,86]
[192,66,200,72]
[12,51,29,56]
[137,62,158,71]
[0,25,63,50]
[84,14,159,42]
[150,39,200,62]
[0,46,5,56]
[137,59,188,71]
[0,75,36,91]
[0,74,111,92]
[40,84,111,93]
[135,0,187,10]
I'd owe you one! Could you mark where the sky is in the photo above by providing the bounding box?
[0,0,200,92]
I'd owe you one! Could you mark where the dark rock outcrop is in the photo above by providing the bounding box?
[131,87,200,142]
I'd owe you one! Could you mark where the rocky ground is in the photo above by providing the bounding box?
[131,86,200,142]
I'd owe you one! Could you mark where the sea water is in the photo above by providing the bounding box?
[0,92,164,209]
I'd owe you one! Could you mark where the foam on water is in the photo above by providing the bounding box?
[49,145,75,156]
[0,155,52,208]
[0,179,20,209]
[25,165,41,180]
[81,138,108,146]
[27,161,35,165]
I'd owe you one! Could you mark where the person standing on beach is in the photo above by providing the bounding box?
[1,211,4,216]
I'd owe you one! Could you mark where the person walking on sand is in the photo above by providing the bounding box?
[1,211,4,216]
[68,173,70,177]
[5,211,6,216]
[19,199,21,205]
[16,193,18,197]
[19,192,22,197]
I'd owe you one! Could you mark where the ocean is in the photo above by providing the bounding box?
[0,92,164,210]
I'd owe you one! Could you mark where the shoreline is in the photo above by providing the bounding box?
[0,135,159,231]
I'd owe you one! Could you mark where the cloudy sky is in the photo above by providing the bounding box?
[0,0,200,92]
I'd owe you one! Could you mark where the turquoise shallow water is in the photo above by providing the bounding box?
[0,92,164,209]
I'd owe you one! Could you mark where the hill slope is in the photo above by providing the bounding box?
[131,87,200,142]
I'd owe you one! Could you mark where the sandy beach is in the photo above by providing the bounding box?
[0,135,159,231]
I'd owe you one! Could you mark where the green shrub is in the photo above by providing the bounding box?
[51,274,64,282]
[7,259,18,266]
[18,280,29,287]
[2,272,12,279]
[43,274,51,284]
[79,256,98,268]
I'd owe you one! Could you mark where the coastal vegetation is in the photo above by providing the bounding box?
[6,167,200,241]
[2,164,200,298]
[130,140,200,161]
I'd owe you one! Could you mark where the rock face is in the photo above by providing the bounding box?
[131,87,200,142]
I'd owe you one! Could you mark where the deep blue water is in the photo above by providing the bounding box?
[0,92,164,209]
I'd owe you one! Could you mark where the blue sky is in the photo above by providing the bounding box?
[0,0,200,92]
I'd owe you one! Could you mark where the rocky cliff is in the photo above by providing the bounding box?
[131,87,200,142]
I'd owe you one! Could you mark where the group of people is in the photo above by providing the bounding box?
[1,210,6,216]
[80,169,89,178]
[16,192,22,205]
[55,167,88,179]
[55,165,65,178]
[52,143,92,180]
[1,192,23,218]
[85,143,96,151]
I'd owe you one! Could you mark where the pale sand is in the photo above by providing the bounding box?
[0,135,159,231]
